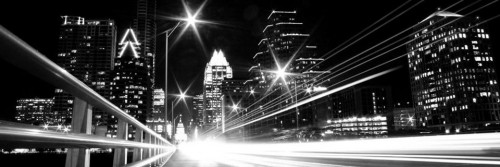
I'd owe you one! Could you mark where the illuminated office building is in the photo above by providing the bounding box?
[147,88,166,136]
[53,16,116,126]
[203,50,233,128]
[109,28,149,139]
[15,98,54,125]
[192,94,204,126]
[408,11,500,132]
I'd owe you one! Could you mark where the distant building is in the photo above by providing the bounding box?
[327,115,388,136]
[147,89,166,137]
[203,50,233,128]
[320,86,393,137]
[407,11,500,133]
[15,98,54,125]
[109,28,149,139]
[192,94,204,126]
[174,116,187,143]
[392,101,416,130]
[53,16,116,126]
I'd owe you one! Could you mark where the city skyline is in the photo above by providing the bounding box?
[2,0,500,166]
[0,0,499,128]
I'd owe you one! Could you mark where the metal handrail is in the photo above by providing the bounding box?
[0,121,162,149]
[0,24,171,146]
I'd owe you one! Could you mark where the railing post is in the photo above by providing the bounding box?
[156,138,160,165]
[65,98,92,167]
[132,128,144,162]
[143,133,151,163]
[113,119,128,167]
[153,137,158,166]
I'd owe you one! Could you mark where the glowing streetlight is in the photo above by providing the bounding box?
[179,92,187,100]
[184,14,199,27]
[63,126,70,133]
[232,104,239,111]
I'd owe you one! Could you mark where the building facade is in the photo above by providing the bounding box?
[203,50,233,129]
[407,11,500,132]
[192,94,204,127]
[15,98,54,125]
[109,28,149,139]
[53,16,116,126]
[147,88,166,136]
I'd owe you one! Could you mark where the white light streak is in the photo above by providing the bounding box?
[227,68,397,132]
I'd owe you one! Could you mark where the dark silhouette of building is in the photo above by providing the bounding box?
[134,0,157,125]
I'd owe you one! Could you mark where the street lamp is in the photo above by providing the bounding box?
[163,10,201,141]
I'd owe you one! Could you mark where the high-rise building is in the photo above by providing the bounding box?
[53,16,116,126]
[134,0,157,121]
[192,94,204,126]
[247,10,327,138]
[15,98,54,125]
[407,11,500,133]
[147,88,166,136]
[203,50,233,128]
[109,28,149,139]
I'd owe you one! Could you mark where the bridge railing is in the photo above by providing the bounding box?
[0,25,175,167]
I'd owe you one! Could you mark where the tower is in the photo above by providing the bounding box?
[203,50,233,129]
[53,16,116,126]
[109,28,149,139]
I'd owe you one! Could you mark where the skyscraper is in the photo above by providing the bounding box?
[109,28,149,139]
[203,50,233,128]
[248,10,326,136]
[134,0,157,121]
[407,11,500,133]
[15,98,54,125]
[53,16,116,126]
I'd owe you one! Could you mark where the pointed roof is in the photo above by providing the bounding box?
[421,11,463,23]
[119,28,140,46]
[208,50,230,66]
[118,28,140,58]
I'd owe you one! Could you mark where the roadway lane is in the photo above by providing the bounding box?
[164,150,499,167]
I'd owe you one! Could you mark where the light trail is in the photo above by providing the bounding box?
[226,67,398,132]
[218,1,499,131]
[242,0,425,112]
[233,0,477,124]
[176,132,500,166]
[312,0,424,69]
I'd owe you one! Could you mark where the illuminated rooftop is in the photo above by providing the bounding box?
[208,50,230,66]
[421,11,463,23]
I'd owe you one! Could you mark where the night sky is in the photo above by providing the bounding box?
[1,0,500,121]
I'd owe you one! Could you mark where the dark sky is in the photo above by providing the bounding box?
[1,0,500,121]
